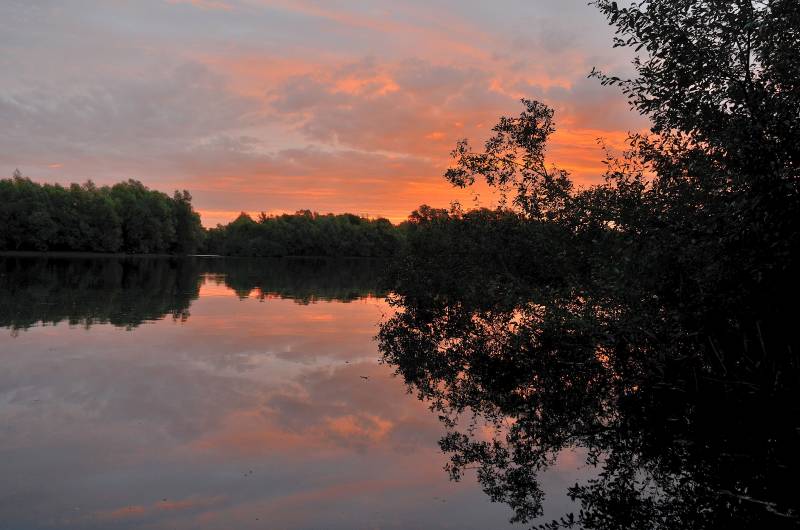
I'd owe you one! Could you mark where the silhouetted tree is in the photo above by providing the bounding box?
[380,0,800,528]
[204,210,402,258]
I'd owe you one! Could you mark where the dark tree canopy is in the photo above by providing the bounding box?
[593,0,800,174]
[203,210,402,258]
[379,0,800,528]
[437,0,800,385]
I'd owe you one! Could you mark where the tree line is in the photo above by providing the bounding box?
[203,210,401,257]
[0,172,404,257]
[0,172,204,254]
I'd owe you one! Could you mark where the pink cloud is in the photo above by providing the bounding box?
[2,1,641,225]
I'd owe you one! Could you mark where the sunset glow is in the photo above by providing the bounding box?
[1,0,645,225]
[2,1,797,526]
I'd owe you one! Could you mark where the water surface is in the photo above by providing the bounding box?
[0,255,583,529]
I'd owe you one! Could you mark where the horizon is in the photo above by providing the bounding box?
[1,0,645,227]
[2,2,798,528]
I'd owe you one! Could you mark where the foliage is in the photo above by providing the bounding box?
[0,173,204,254]
[379,0,800,528]
[380,209,799,528]
[431,0,800,390]
[203,210,402,258]
[0,173,401,257]
[445,100,573,222]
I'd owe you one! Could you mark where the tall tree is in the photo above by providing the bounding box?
[380,3,800,527]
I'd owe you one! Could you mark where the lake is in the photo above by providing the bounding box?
[0,255,585,530]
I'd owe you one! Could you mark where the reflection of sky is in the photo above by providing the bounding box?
[0,278,589,529]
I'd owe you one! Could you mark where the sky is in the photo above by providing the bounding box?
[0,0,645,226]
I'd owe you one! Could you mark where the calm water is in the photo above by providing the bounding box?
[0,255,584,530]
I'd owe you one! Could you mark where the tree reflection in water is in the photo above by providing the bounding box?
[0,254,387,332]
[378,241,799,529]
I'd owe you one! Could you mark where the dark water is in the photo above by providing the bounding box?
[5,255,796,530]
[378,255,800,529]
[0,255,586,530]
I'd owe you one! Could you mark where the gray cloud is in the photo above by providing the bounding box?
[0,0,640,221]
[0,63,260,167]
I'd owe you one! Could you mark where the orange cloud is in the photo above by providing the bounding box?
[4,1,642,225]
